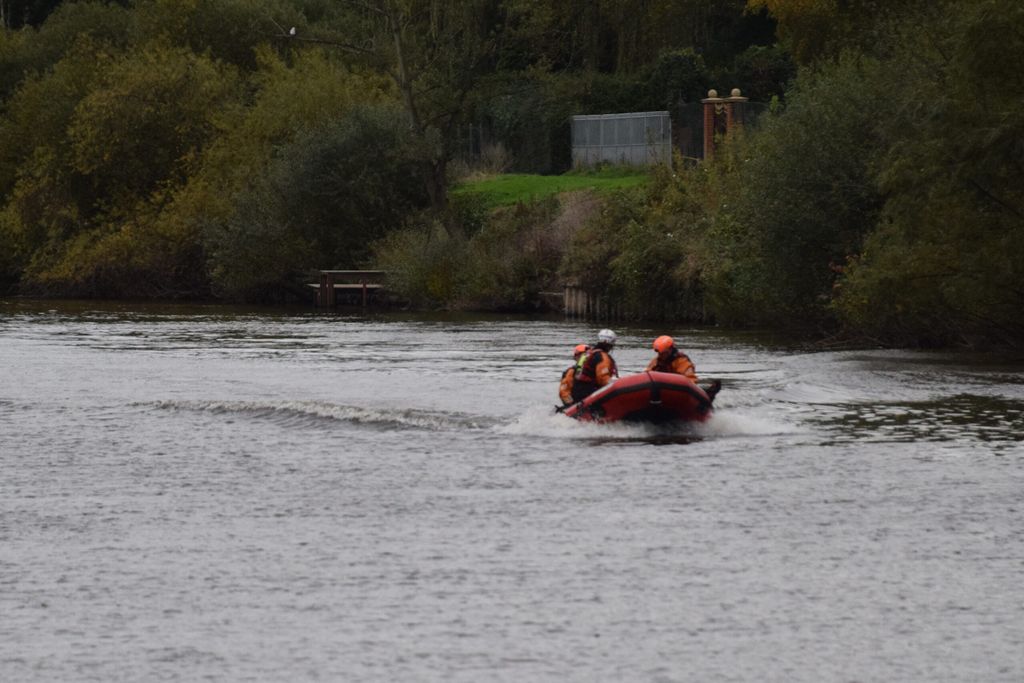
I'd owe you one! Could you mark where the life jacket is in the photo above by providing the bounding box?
[576,346,618,387]
[647,348,697,380]
[559,365,577,405]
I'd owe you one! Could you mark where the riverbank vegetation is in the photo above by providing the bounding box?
[452,168,650,210]
[0,0,1021,348]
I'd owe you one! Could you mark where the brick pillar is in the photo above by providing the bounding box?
[725,88,748,138]
[701,89,723,161]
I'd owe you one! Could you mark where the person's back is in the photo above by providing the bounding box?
[571,329,618,403]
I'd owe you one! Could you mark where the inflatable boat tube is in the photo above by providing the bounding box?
[563,371,713,424]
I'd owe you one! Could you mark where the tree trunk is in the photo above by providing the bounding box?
[384,2,451,218]
[426,158,447,209]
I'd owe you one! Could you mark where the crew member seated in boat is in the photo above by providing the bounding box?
[559,344,590,406]
[647,335,722,401]
[646,335,697,380]
[570,329,619,403]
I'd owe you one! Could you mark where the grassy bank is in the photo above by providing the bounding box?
[451,168,650,209]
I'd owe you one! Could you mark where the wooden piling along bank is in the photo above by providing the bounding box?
[311,270,386,307]
[563,284,627,321]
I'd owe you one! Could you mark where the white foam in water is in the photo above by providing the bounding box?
[697,409,805,438]
[498,405,597,437]
[498,404,804,440]
[497,405,660,439]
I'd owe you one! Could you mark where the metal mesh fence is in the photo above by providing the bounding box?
[571,111,672,168]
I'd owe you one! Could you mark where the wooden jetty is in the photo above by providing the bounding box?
[311,270,386,307]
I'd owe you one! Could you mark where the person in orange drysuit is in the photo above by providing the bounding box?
[646,335,698,380]
[570,329,619,403]
[558,343,590,407]
[647,334,722,401]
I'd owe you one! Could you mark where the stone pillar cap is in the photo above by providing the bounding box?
[702,88,723,103]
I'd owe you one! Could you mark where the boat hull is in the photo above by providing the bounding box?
[563,371,713,424]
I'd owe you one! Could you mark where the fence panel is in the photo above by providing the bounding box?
[571,111,672,168]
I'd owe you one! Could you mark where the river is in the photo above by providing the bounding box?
[1,300,1022,682]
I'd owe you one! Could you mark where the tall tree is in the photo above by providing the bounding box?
[504,0,765,73]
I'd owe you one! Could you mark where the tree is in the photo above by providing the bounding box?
[746,0,926,64]
[275,0,504,216]
[726,44,794,102]
[204,105,431,300]
[1,0,65,29]
[0,41,113,282]
[503,0,770,73]
[67,45,242,215]
[131,0,300,71]
[834,0,1024,346]
[1,44,243,296]
[0,1,131,101]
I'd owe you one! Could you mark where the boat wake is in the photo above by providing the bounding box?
[143,399,495,432]
[141,396,806,443]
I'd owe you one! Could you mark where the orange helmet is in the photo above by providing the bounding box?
[653,335,675,353]
[573,343,589,356]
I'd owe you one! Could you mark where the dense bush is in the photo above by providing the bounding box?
[376,192,600,311]
[374,223,467,306]
[559,164,709,321]
[699,55,890,329]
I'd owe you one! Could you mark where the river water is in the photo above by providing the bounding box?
[1,300,1023,682]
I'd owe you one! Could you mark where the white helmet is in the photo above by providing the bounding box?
[597,328,617,346]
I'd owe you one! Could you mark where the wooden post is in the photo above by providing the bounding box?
[318,271,336,307]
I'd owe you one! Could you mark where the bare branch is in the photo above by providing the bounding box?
[266,23,379,56]
[969,178,1024,220]
[335,0,388,17]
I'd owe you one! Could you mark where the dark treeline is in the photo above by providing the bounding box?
[0,0,1021,348]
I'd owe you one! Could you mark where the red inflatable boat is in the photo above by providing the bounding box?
[562,371,715,424]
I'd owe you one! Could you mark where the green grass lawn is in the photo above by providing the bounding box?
[452,168,650,208]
